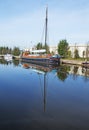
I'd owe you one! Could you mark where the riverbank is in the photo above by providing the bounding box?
[61,59,89,68]
[61,59,83,65]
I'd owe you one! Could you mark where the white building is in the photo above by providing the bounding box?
[49,46,58,54]
[49,44,89,58]
[69,44,89,58]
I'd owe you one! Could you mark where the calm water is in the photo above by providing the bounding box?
[0,60,89,130]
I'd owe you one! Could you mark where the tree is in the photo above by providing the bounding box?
[36,42,43,50]
[86,43,89,61]
[36,42,50,54]
[0,47,3,54]
[67,50,71,58]
[58,39,69,58]
[57,66,70,81]
[82,51,85,59]
[0,46,13,55]
[74,49,79,59]
[12,47,20,56]
[43,44,50,54]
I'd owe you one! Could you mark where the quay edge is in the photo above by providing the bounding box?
[61,59,83,66]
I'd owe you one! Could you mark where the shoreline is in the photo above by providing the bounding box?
[61,59,89,68]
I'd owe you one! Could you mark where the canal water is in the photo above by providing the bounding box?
[0,59,89,130]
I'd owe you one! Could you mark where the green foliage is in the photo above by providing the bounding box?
[57,66,70,81]
[0,46,12,55]
[43,44,50,54]
[74,49,79,59]
[13,59,19,66]
[36,42,43,49]
[67,50,72,58]
[51,51,55,55]
[36,42,50,54]
[82,51,85,58]
[12,47,20,56]
[73,66,78,74]
[0,59,8,64]
[58,39,69,58]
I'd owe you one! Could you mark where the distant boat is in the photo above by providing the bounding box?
[4,54,13,61]
[21,7,60,65]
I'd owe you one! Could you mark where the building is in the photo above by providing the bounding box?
[49,46,58,54]
[24,44,89,58]
[49,44,89,58]
[69,44,89,58]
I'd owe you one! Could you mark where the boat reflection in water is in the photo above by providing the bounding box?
[0,60,89,129]
[21,62,89,112]
[21,62,59,112]
[22,61,59,72]
[0,58,89,79]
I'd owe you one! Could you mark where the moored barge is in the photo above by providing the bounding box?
[21,7,61,66]
[21,52,60,65]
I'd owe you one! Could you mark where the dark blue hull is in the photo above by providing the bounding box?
[21,57,60,65]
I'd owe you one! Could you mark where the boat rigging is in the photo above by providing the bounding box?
[21,7,60,65]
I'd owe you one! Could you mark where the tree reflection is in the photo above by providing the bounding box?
[0,58,20,66]
[82,67,89,82]
[57,65,70,81]
[71,66,79,80]
[13,59,19,66]
[73,66,78,74]
[0,59,11,65]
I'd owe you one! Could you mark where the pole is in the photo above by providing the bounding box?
[45,7,48,52]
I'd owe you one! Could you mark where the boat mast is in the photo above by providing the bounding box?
[45,6,48,52]
[43,7,48,112]
[43,73,46,112]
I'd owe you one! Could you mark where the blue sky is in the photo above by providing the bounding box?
[0,0,89,48]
